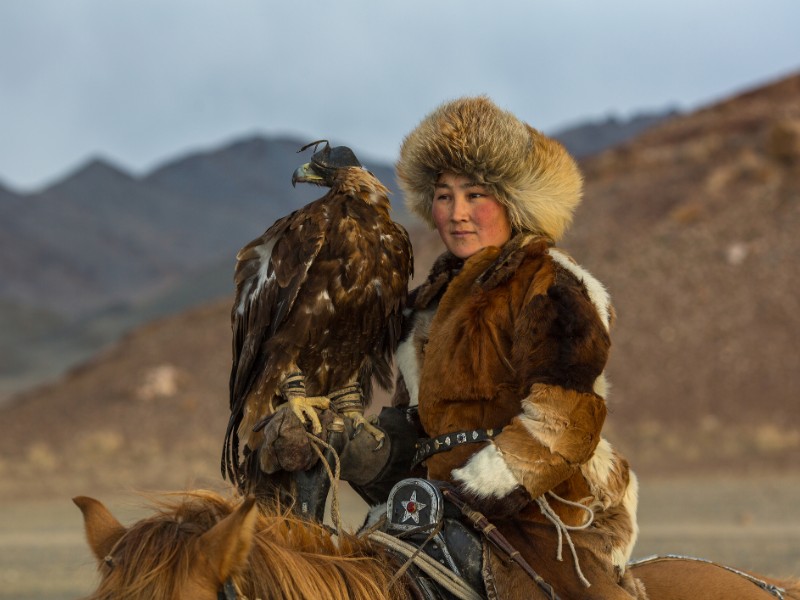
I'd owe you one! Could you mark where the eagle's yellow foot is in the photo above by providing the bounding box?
[344,411,385,450]
[287,394,330,434]
[279,371,330,434]
[328,382,382,448]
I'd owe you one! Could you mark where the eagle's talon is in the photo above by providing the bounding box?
[345,411,385,450]
[288,395,330,435]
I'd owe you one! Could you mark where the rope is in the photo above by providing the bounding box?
[442,487,561,599]
[301,428,484,599]
[535,491,595,588]
[299,439,479,600]
[368,530,484,600]
[304,436,471,599]
[306,432,342,534]
[385,520,443,588]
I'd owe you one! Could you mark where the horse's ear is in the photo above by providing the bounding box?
[73,496,126,563]
[197,495,258,582]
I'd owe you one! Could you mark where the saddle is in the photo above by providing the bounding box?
[377,478,486,600]
[375,478,562,600]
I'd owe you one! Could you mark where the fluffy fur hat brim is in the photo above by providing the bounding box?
[396,96,583,241]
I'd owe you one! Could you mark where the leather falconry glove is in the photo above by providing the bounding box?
[257,406,336,474]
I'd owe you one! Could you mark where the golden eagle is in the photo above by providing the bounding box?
[222,141,413,494]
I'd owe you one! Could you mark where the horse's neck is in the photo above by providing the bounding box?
[240,527,401,600]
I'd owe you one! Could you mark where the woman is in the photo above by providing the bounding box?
[390,96,644,599]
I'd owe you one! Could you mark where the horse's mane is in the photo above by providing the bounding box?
[87,489,407,600]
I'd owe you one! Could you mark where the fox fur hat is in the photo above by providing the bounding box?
[396,96,583,241]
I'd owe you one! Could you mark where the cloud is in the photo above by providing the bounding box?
[1,0,798,190]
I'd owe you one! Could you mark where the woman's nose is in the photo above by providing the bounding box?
[451,196,470,222]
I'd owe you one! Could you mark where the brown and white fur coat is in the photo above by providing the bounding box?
[393,233,642,598]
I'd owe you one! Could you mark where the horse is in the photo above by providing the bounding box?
[75,489,800,600]
[629,556,800,600]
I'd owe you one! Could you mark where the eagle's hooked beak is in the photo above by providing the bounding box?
[292,163,326,188]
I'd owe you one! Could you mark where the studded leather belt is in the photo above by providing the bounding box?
[412,427,501,467]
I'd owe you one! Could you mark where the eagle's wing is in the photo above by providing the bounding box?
[223,206,326,479]
[368,219,414,393]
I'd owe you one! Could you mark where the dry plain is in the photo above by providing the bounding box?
[1,475,799,600]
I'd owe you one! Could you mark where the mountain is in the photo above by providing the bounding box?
[144,135,405,222]
[0,138,409,316]
[553,109,679,158]
[2,144,316,317]
[0,137,409,399]
[0,115,672,400]
[0,120,668,318]
[4,158,196,315]
[0,72,798,500]
[564,72,800,469]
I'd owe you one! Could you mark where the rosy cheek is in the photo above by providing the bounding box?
[472,202,502,226]
[473,202,511,244]
[432,204,449,226]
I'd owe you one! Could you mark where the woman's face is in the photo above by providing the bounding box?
[431,172,512,259]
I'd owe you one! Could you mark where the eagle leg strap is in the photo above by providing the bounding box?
[275,371,330,435]
[279,372,307,399]
[329,383,363,413]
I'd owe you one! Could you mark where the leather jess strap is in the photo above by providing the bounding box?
[412,428,500,468]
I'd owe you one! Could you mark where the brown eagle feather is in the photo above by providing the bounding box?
[222,161,413,487]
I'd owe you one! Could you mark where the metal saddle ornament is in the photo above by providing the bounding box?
[387,478,444,530]
[386,478,486,594]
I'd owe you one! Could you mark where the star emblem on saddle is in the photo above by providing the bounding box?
[400,490,428,524]
[386,478,444,532]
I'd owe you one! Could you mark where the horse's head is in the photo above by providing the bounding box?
[75,489,409,600]
[74,493,258,600]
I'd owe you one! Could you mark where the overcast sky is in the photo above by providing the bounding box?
[1,0,799,192]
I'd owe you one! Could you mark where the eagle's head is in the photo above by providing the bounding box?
[292,140,363,188]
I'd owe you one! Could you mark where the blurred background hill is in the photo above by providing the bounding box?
[0,108,668,400]
[0,72,798,502]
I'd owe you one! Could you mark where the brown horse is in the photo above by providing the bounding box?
[75,490,800,600]
[629,556,800,600]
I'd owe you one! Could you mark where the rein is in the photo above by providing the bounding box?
[285,428,564,600]
[442,487,562,600]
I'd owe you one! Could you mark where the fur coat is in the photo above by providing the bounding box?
[393,233,641,597]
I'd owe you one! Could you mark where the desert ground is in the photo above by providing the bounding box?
[1,474,799,600]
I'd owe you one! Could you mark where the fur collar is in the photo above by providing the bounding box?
[412,233,552,310]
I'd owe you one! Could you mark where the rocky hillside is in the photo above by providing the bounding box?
[566,72,800,471]
[1,73,798,501]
